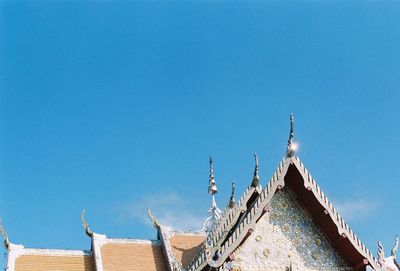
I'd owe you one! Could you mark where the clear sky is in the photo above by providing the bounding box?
[1,0,399,268]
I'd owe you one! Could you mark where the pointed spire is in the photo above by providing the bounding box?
[391,235,399,259]
[80,209,94,237]
[208,157,218,195]
[251,153,259,187]
[229,180,235,208]
[286,113,297,158]
[203,157,222,233]
[0,218,10,249]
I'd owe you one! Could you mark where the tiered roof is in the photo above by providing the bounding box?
[1,113,398,271]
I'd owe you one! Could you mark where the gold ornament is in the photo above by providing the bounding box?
[263,248,270,258]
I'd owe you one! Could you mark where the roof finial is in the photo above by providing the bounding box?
[286,113,296,158]
[391,235,399,259]
[147,208,160,230]
[0,218,10,249]
[208,157,218,195]
[229,180,235,208]
[378,241,385,264]
[251,153,259,187]
[202,157,222,233]
[80,209,94,237]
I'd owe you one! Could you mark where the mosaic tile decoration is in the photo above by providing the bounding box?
[230,189,351,271]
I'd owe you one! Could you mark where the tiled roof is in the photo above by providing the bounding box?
[14,254,94,271]
[100,241,168,271]
[169,233,205,268]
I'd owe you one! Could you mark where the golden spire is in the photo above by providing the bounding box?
[80,209,94,237]
[286,113,296,158]
[228,180,235,208]
[251,153,259,187]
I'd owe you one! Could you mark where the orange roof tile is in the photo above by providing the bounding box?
[14,254,94,271]
[101,242,167,271]
[169,234,205,268]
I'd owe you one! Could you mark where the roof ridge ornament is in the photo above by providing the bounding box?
[392,235,399,259]
[378,241,385,265]
[286,113,297,158]
[208,157,218,194]
[228,180,235,209]
[147,208,161,230]
[80,209,94,237]
[202,157,222,233]
[251,153,259,187]
[0,218,10,249]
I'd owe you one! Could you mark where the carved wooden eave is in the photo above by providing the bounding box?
[184,155,380,271]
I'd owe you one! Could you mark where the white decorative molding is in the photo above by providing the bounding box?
[5,243,24,271]
[92,233,107,271]
[159,226,182,271]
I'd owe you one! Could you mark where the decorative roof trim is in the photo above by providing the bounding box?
[186,156,380,271]
[91,233,107,271]
[146,210,183,271]
[159,226,183,271]
[147,208,161,230]
[4,243,25,271]
[0,218,10,249]
[392,235,399,259]
[291,156,378,269]
[81,209,94,237]
[185,157,288,271]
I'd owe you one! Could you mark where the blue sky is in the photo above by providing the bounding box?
[0,0,399,268]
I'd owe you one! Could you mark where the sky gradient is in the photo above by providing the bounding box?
[1,1,399,269]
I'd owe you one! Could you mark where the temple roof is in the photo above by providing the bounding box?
[1,113,397,271]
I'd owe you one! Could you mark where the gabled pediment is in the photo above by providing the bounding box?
[186,156,379,271]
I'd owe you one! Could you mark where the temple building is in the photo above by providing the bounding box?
[1,114,398,271]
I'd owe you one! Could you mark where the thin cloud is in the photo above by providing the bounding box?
[115,192,205,231]
[333,199,381,222]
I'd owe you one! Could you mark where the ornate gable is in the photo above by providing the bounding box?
[231,188,351,271]
[185,114,381,271]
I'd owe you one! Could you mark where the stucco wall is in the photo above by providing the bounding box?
[230,189,351,271]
